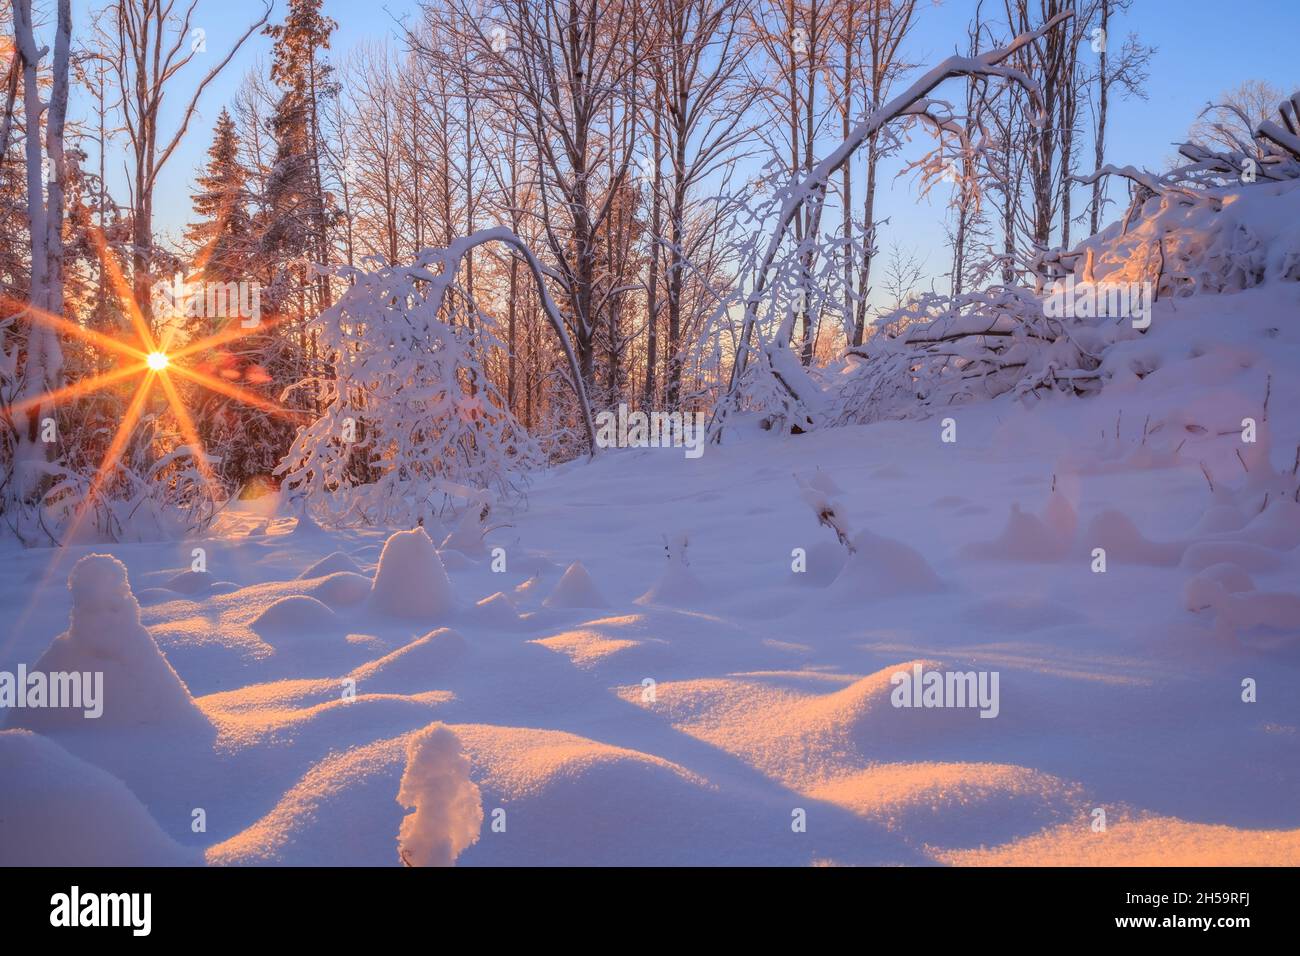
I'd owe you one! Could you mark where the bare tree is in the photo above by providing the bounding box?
[107,0,269,324]
[9,0,71,490]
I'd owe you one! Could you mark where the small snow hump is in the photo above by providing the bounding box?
[396,723,483,867]
[370,527,456,620]
[636,533,707,607]
[297,551,363,580]
[829,529,945,600]
[543,561,610,609]
[250,595,339,639]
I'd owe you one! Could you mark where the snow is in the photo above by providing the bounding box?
[542,561,609,609]
[4,554,212,736]
[3,190,1300,867]
[395,724,483,867]
[0,730,199,866]
[369,527,457,621]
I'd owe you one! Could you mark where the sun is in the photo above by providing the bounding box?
[4,224,308,554]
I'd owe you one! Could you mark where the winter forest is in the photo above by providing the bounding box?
[1,0,1299,872]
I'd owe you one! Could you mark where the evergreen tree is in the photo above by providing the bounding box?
[261,0,337,321]
[185,109,253,286]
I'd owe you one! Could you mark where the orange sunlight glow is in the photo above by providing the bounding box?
[9,225,310,544]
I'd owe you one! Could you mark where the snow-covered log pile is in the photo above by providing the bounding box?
[832,284,1111,425]
[1067,177,1300,298]
[832,155,1300,426]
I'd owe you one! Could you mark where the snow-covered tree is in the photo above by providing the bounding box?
[277,228,592,527]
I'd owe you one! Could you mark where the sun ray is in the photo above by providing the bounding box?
[72,371,158,535]
[169,363,308,422]
[86,225,158,354]
[166,311,288,364]
[156,368,225,502]
[0,296,148,364]
[5,362,148,419]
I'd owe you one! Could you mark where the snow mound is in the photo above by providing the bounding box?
[1198,587,1300,645]
[966,503,1069,562]
[250,595,339,639]
[298,551,363,579]
[1084,509,1185,566]
[1180,540,1286,573]
[208,736,410,865]
[810,762,1083,848]
[965,489,1077,562]
[163,569,216,595]
[350,629,468,691]
[636,561,707,606]
[308,571,373,607]
[0,729,198,865]
[933,813,1300,866]
[451,724,741,866]
[5,554,211,735]
[440,507,491,559]
[1184,563,1255,611]
[625,661,1009,787]
[787,540,848,586]
[828,531,944,600]
[472,592,521,628]
[636,534,707,606]
[396,723,483,866]
[543,562,609,609]
[369,527,456,620]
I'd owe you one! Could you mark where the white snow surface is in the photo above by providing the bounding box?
[2,279,1300,865]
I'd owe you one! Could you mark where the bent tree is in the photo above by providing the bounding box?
[708,9,1076,443]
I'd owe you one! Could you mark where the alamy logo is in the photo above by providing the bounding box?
[50,887,151,936]
[152,274,261,328]
[1043,276,1152,329]
[593,403,707,459]
[890,663,1000,719]
[0,665,102,718]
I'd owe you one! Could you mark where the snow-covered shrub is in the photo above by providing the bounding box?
[1,415,220,547]
[276,244,544,528]
[1065,178,1300,300]
[395,723,482,867]
[33,442,221,545]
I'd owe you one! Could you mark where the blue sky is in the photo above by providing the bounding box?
[67,0,1297,288]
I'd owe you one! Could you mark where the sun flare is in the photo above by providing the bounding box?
[146,351,170,371]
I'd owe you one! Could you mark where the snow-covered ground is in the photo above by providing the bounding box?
[3,279,1300,866]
